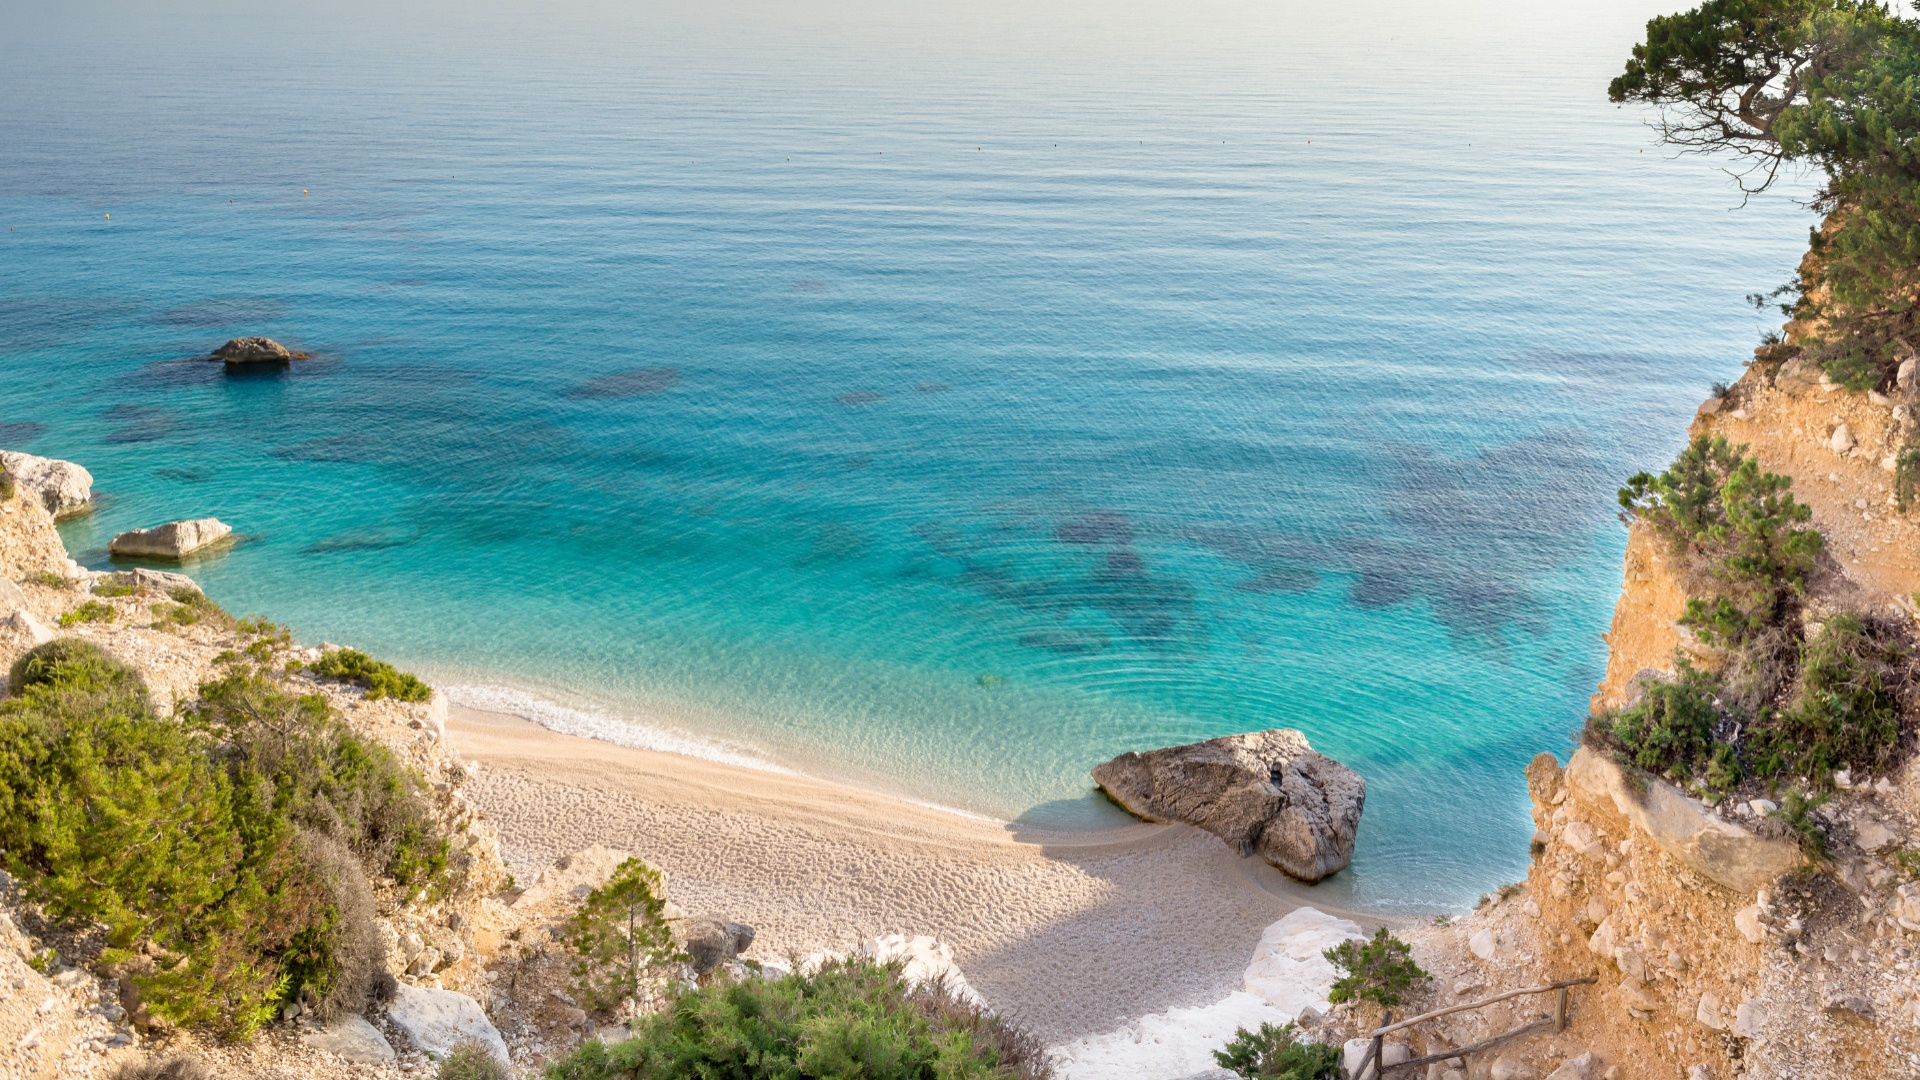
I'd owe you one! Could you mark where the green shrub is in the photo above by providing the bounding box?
[1621,435,1821,647]
[32,570,64,588]
[440,1040,510,1080]
[1600,660,1723,786]
[543,956,1049,1080]
[0,468,13,503]
[1213,1022,1340,1080]
[7,639,144,698]
[0,641,453,1039]
[566,857,677,1013]
[1751,614,1904,786]
[92,580,139,598]
[154,587,234,630]
[1324,928,1428,1009]
[57,600,116,627]
[308,648,432,703]
[1897,444,1920,514]
[1772,789,1831,858]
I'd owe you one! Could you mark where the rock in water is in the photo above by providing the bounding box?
[211,337,292,365]
[0,451,94,519]
[1091,729,1364,882]
[385,984,508,1065]
[108,518,232,560]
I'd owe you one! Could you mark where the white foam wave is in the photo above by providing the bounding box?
[442,682,797,776]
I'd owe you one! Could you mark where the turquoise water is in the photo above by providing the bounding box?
[1,0,1811,909]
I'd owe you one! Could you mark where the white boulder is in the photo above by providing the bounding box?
[108,517,232,560]
[512,844,636,909]
[0,609,55,658]
[0,451,93,518]
[860,934,984,1008]
[1240,907,1365,1013]
[1832,424,1856,454]
[302,1014,396,1064]
[385,983,508,1064]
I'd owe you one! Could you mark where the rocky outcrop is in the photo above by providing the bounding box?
[511,845,635,909]
[0,609,54,660]
[0,451,93,519]
[211,337,292,364]
[102,567,199,595]
[301,1015,396,1065]
[676,917,755,974]
[385,983,508,1064]
[1092,729,1364,882]
[1590,523,1699,714]
[1563,748,1804,893]
[108,517,232,560]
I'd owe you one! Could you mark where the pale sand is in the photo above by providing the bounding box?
[447,704,1380,1044]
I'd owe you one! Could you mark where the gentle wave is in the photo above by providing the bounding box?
[441,682,797,776]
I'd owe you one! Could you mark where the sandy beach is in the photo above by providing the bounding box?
[446,704,1380,1045]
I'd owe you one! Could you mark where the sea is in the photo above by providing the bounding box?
[0,0,1815,910]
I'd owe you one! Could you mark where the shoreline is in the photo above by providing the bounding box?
[444,702,1388,1045]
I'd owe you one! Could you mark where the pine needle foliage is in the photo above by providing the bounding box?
[543,957,1050,1080]
[565,858,677,1013]
[1324,928,1428,1009]
[1213,1022,1340,1080]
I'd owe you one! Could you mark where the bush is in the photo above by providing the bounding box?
[1213,1022,1340,1080]
[440,1039,511,1080]
[1752,614,1905,786]
[1621,435,1821,646]
[7,639,144,699]
[1772,789,1832,858]
[1324,929,1428,1009]
[154,587,234,630]
[542,957,1049,1080]
[57,600,116,628]
[308,648,432,702]
[0,644,453,1039]
[1897,444,1920,514]
[566,857,677,1013]
[1600,660,1723,786]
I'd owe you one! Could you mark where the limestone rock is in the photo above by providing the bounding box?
[1618,977,1659,1013]
[1565,748,1802,892]
[1697,397,1724,415]
[1901,355,1918,392]
[1545,1051,1596,1080]
[384,983,508,1064]
[1240,907,1364,1013]
[302,1014,396,1065]
[676,917,755,974]
[102,568,198,595]
[0,578,24,610]
[1091,728,1365,882]
[1469,928,1497,961]
[212,337,292,364]
[1491,1056,1535,1080]
[108,518,232,560]
[1732,999,1766,1039]
[0,609,54,658]
[0,451,93,519]
[1832,423,1855,453]
[1696,991,1727,1031]
[1734,905,1765,944]
[1855,819,1899,853]
[512,845,636,908]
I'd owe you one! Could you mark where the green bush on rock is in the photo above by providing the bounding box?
[1213,1021,1340,1080]
[308,648,432,702]
[543,957,1050,1080]
[1324,928,1428,1009]
[565,857,678,1013]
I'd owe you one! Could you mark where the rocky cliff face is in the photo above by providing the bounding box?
[1291,359,1920,1080]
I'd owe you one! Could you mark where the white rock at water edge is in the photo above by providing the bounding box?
[108,518,232,560]
[0,451,93,518]
[384,983,508,1064]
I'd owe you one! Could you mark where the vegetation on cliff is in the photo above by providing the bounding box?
[0,636,455,1039]
[306,647,432,703]
[1612,0,1920,391]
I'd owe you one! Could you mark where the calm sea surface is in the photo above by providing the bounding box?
[0,0,1813,909]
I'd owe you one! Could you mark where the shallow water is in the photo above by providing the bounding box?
[0,0,1811,909]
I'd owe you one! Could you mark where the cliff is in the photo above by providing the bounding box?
[1293,357,1920,1080]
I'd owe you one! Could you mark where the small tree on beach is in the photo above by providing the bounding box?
[565,858,678,1013]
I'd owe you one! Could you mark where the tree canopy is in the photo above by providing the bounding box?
[1614,0,1920,388]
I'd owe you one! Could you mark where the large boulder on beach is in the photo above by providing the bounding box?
[1092,729,1365,882]
[108,517,232,560]
[212,337,292,364]
[1,451,93,519]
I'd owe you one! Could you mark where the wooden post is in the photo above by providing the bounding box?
[1372,1010,1391,1077]
[1553,986,1568,1033]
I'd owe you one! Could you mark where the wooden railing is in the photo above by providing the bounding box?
[1350,975,1597,1079]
